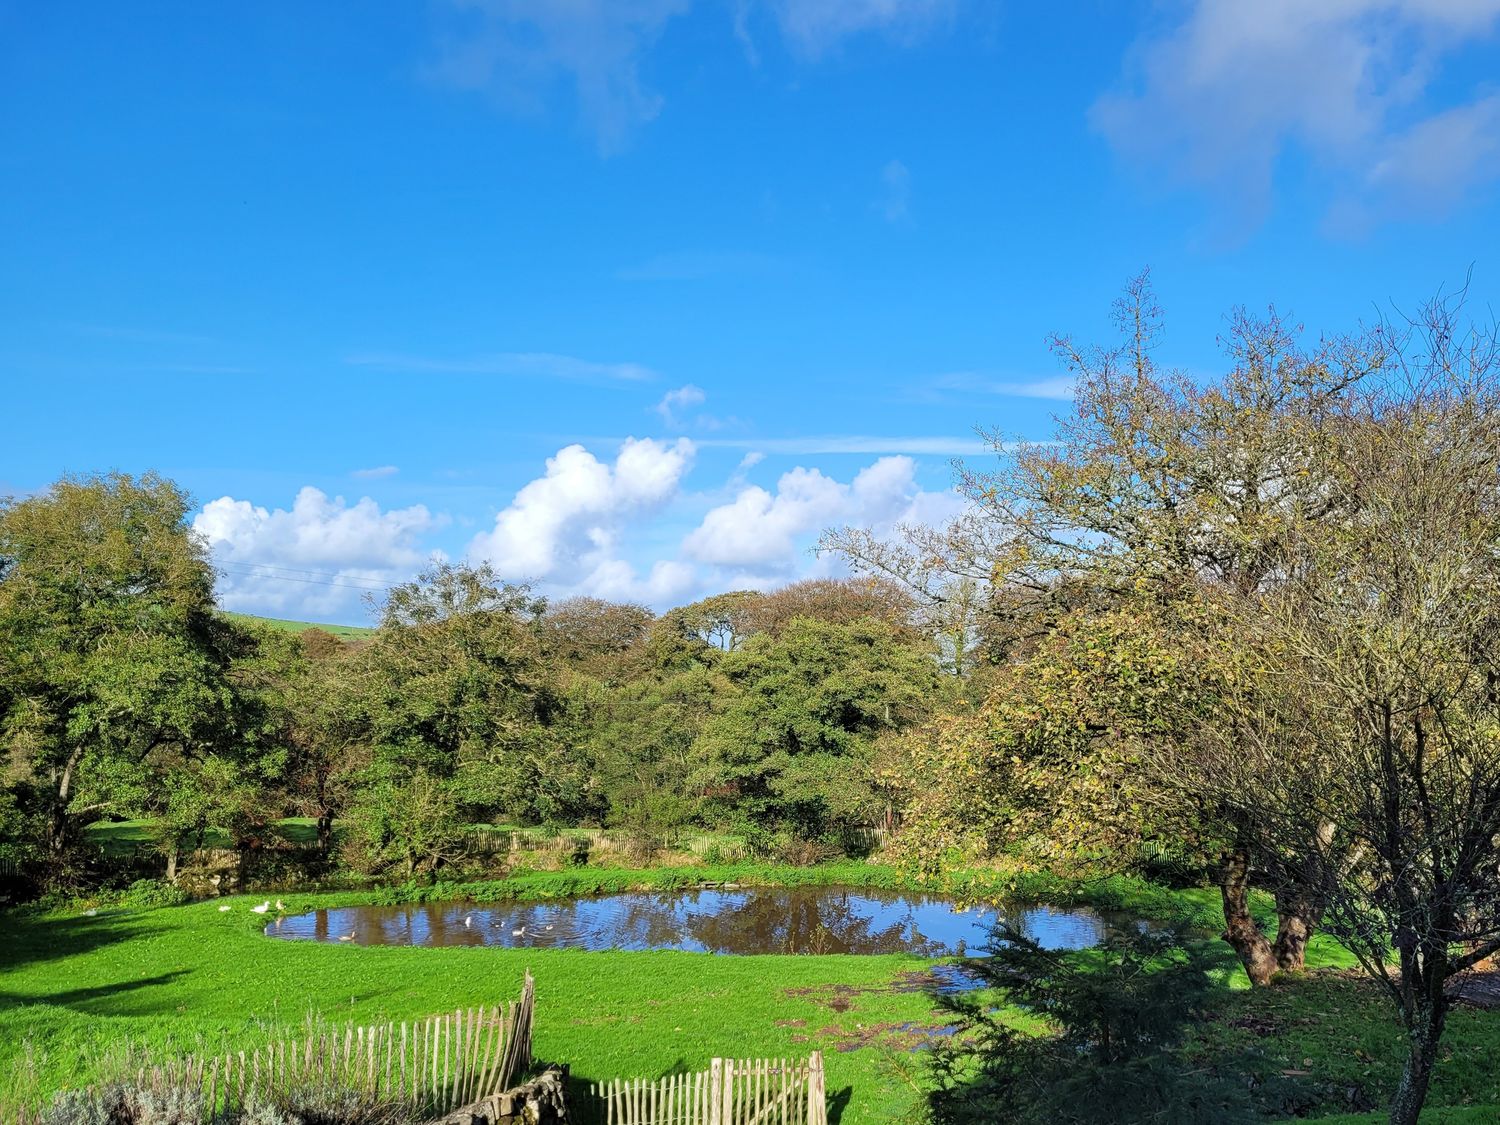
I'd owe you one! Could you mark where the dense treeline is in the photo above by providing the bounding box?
[0,482,953,889]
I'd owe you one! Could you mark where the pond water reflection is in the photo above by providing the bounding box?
[268,886,1145,956]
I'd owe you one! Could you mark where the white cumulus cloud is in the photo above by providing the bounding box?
[469,437,697,601]
[193,488,441,620]
[683,455,959,575]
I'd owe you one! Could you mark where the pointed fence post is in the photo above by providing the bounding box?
[807,1051,826,1125]
[708,1058,724,1125]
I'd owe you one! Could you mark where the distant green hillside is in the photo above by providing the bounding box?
[224,612,375,639]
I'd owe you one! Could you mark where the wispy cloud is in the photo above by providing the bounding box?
[344,351,658,383]
[770,0,959,60]
[426,0,691,155]
[921,372,1076,401]
[1093,0,1500,233]
[429,0,962,152]
[655,384,707,425]
[351,465,400,479]
[876,159,911,221]
[700,435,993,456]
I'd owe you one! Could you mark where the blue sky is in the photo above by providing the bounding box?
[5,1,1500,622]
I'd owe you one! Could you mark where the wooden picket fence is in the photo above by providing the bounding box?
[120,972,535,1121]
[588,1053,826,1125]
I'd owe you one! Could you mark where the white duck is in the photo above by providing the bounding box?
[250,900,271,914]
[218,904,232,912]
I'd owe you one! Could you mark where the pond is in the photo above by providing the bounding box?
[267,885,1147,957]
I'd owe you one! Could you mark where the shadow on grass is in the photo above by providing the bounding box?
[827,1084,852,1123]
[0,970,191,1014]
[0,909,153,976]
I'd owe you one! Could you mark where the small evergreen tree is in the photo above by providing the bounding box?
[927,924,1251,1124]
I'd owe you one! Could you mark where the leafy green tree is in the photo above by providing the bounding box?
[647,591,764,669]
[576,664,722,839]
[830,274,1389,981]
[889,604,1227,882]
[540,597,654,685]
[0,473,241,881]
[284,630,370,855]
[694,617,948,840]
[743,577,915,637]
[346,765,466,880]
[348,563,566,874]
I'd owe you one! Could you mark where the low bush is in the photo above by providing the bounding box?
[40,1081,421,1125]
[772,836,842,867]
[123,879,188,909]
[42,1082,203,1125]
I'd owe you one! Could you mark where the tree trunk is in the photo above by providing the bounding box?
[45,747,86,863]
[317,812,334,854]
[1271,885,1323,972]
[1390,994,1447,1125]
[1219,850,1279,986]
[166,846,179,884]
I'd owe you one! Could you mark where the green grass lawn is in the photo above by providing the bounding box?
[224,611,375,639]
[1,889,942,1120]
[3,867,1497,1122]
[84,817,322,855]
[1188,969,1500,1121]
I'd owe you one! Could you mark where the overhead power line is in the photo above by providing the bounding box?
[216,560,392,593]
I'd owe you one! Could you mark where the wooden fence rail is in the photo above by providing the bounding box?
[122,972,534,1122]
[588,1053,826,1125]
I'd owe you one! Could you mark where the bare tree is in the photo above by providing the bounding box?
[1168,295,1500,1124]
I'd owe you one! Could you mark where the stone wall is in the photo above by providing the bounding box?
[175,848,242,897]
[429,1065,570,1125]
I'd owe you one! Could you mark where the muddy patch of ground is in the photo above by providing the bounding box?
[782,971,964,1052]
